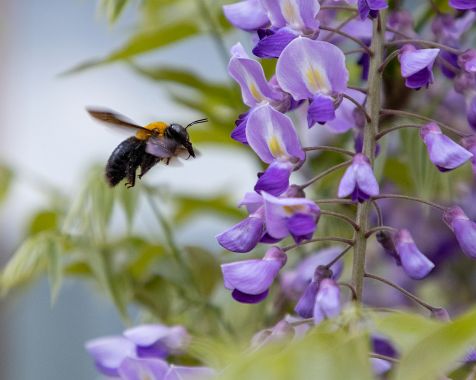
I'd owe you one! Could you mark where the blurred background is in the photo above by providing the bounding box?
[0,1,259,378]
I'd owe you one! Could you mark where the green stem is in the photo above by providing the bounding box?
[351,13,386,301]
[298,159,352,190]
[282,237,354,252]
[320,209,360,230]
[303,145,355,156]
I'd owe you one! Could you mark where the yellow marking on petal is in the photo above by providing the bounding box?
[283,204,306,215]
[249,82,264,102]
[268,135,286,157]
[305,66,330,93]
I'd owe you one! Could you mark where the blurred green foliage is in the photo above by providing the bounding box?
[2,1,476,378]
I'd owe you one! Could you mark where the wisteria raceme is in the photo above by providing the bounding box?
[217,0,476,372]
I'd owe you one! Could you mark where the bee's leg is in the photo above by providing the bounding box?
[139,154,161,179]
[165,158,171,165]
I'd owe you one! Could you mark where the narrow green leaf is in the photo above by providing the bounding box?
[45,236,63,304]
[394,307,476,380]
[28,210,59,236]
[64,21,201,74]
[102,0,130,24]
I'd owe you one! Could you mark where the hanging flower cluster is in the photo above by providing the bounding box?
[217,0,476,375]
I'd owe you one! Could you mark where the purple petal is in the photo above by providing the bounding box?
[395,229,435,280]
[444,206,476,258]
[459,49,476,73]
[124,325,170,347]
[165,365,216,380]
[285,212,316,243]
[326,89,366,133]
[246,104,305,163]
[405,68,434,89]
[420,123,473,171]
[399,45,440,78]
[253,27,298,59]
[313,279,340,324]
[228,43,283,107]
[307,93,336,127]
[449,0,476,10]
[85,336,136,377]
[238,192,264,214]
[232,289,269,303]
[231,111,250,144]
[216,215,264,253]
[371,359,392,375]
[223,0,269,31]
[338,154,379,201]
[358,0,388,20]
[221,247,287,295]
[255,160,293,196]
[276,38,349,100]
[262,192,320,240]
[118,357,169,380]
[294,280,319,318]
[262,0,320,31]
[467,96,476,130]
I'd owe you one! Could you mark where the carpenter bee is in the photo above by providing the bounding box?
[87,107,207,188]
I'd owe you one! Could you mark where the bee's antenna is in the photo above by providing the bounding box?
[186,118,208,129]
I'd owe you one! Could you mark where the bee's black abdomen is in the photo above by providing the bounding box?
[105,137,145,187]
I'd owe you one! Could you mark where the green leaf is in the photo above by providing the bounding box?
[64,21,201,74]
[28,210,59,236]
[173,195,244,224]
[374,311,442,353]
[393,307,476,380]
[101,0,130,24]
[183,246,220,296]
[45,236,63,303]
[0,164,13,205]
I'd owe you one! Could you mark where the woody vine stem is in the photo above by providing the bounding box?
[351,12,386,300]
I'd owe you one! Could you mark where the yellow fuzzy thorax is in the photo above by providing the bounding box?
[135,121,168,140]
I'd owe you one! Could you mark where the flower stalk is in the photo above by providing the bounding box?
[351,13,386,301]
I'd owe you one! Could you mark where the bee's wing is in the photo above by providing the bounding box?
[146,136,180,158]
[87,107,147,131]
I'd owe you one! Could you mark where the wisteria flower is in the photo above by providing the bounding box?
[221,247,287,303]
[467,96,476,130]
[394,229,435,279]
[123,324,190,359]
[216,211,265,253]
[276,38,349,126]
[370,336,398,375]
[118,357,169,380]
[326,89,366,133]
[443,206,476,258]
[223,0,269,31]
[398,45,440,89]
[262,191,320,243]
[313,278,341,324]
[281,247,344,300]
[337,153,379,203]
[358,0,388,20]
[252,0,321,58]
[85,336,137,377]
[458,49,476,73]
[449,0,476,10]
[294,265,332,318]
[228,43,289,143]
[246,104,305,195]
[376,230,401,265]
[420,123,473,172]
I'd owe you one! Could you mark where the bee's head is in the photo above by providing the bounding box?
[167,123,195,157]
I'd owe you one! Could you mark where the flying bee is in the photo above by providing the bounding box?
[87,107,207,188]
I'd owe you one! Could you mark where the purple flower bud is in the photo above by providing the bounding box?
[326,89,366,133]
[123,324,190,359]
[313,279,341,324]
[394,229,435,279]
[420,123,473,172]
[443,206,476,258]
[295,265,333,318]
[371,336,398,375]
[262,192,320,243]
[231,111,249,145]
[449,0,476,10]
[376,230,401,265]
[253,27,299,59]
[337,153,380,203]
[221,247,287,303]
[461,136,476,175]
[388,10,415,37]
[431,307,451,321]
[85,336,137,377]
[454,72,476,94]
[458,49,476,73]
[216,214,264,253]
[398,44,440,89]
[223,0,269,31]
[358,0,388,20]
[118,357,169,380]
